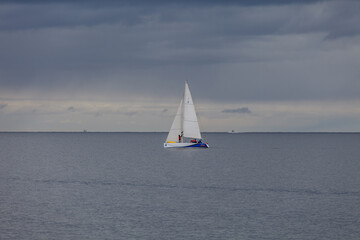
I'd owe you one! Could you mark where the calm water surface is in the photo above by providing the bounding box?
[0,133,359,239]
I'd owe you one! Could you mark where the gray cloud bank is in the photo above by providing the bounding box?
[1,0,360,102]
[222,107,251,114]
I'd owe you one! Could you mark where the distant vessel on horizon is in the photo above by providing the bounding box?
[164,82,209,148]
[228,130,238,133]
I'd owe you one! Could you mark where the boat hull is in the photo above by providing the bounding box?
[164,142,209,148]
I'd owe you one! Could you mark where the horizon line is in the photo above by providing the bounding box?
[0,131,359,134]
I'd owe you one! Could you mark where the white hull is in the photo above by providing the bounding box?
[164,142,196,148]
[164,142,209,148]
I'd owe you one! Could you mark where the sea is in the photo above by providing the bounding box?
[0,132,359,240]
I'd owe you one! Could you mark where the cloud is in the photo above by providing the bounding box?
[124,111,137,116]
[222,107,252,114]
[0,0,360,132]
[1,0,358,39]
[1,0,359,104]
[83,109,138,117]
[0,103,8,110]
[67,106,76,112]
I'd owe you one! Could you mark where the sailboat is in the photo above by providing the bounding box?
[164,82,209,148]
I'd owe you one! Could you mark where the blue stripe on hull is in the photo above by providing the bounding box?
[186,143,209,148]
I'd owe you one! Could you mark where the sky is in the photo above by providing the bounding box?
[0,0,360,132]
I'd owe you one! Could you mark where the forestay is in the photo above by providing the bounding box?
[166,99,183,142]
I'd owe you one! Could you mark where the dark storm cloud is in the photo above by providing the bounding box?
[0,0,327,5]
[0,0,359,102]
[0,3,147,31]
[222,107,252,114]
[0,0,352,35]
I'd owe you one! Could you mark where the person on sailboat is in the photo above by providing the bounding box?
[178,131,184,142]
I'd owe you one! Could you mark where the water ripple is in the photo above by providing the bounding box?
[3,176,360,197]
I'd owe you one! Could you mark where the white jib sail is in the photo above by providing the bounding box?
[166,99,183,142]
[183,82,202,139]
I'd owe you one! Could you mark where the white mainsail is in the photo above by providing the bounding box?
[183,82,201,139]
[165,82,201,143]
